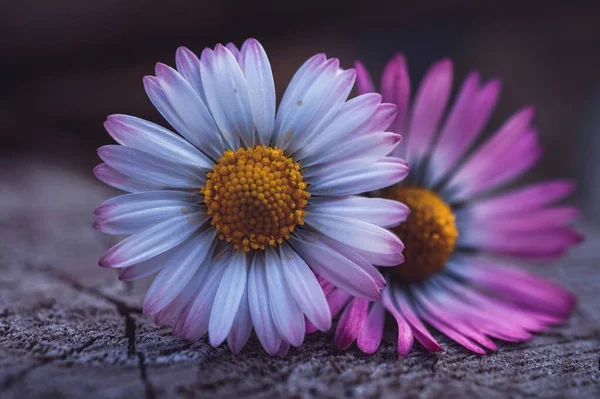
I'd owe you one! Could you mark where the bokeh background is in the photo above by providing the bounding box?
[2,1,600,226]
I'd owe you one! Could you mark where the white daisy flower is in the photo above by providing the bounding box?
[94,38,408,355]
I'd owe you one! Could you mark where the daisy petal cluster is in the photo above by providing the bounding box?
[94,39,408,355]
[326,55,582,355]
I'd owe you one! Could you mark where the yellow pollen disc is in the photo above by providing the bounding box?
[382,186,458,282]
[201,145,310,252]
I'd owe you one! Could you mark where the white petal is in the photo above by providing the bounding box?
[225,42,240,59]
[302,132,401,168]
[294,93,382,161]
[317,236,386,289]
[308,157,409,197]
[304,212,403,256]
[144,65,224,160]
[118,246,175,281]
[175,46,208,104]
[282,67,357,155]
[209,250,249,346]
[275,53,326,127]
[98,145,205,188]
[143,230,216,315]
[279,243,331,331]
[265,247,305,347]
[99,212,208,268]
[227,285,252,355]
[291,233,381,300]
[309,196,409,228]
[201,45,255,148]
[239,39,276,145]
[93,163,162,193]
[94,191,200,235]
[153,258,211,326]
[104,114,212,169]
[248,254,282,355]
[180,262,227,341]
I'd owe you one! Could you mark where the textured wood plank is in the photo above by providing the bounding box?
[0,158,598,398]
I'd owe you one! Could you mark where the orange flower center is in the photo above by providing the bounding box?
[202,145,310,252]
[382,186,458,282]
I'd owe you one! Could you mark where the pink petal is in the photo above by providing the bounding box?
[381,289,414,356]
[405,59,453,165]
[357,301,385,354]
[380,54,411,139]
[468,179,576,218]
[334,298,369,350]
[393,290,442,352]
[354,60,375,94]
[427,77,500,184]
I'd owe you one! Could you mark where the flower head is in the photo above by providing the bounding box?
[94,39,408,355]
[323,55,582,355]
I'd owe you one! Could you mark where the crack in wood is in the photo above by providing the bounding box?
[35,267,143,315]
[32,267,158,398]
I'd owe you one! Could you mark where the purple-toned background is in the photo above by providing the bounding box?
[2,1,600,220]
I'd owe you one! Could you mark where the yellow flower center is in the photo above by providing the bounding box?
[202,145,310,252]
[382,186,458,282]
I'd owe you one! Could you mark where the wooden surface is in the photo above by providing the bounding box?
[1,158,599,398]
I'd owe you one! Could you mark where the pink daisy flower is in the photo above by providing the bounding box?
[321,55,582,355]
[93,39,408,356]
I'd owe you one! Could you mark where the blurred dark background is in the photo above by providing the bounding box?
[1,0,599,224]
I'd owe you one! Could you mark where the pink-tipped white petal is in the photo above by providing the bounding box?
[277,60,356,154]
[295,93,383,161]
[175,46,208,104]
[225,42,240,59]
[180,253,230,341]
[99,212,207,268]
[309,196,409,228]
[143,230,216,315]
[98,145,205,189]
[304,212,404,257]
[200,45,256,148]
[118,247,175,282]
[227,284,253,355]
[308,157,408,197]
[302,132,401,168]
[280,243,331,332]
[144,65,223,160]
[316,236,386,289]
[93,164,163,193]
[265,248,305,347]
[209,250,249,347]
[104,114,213,169]
[94,192,199,235]
[248,254,282,355]
[239,38,276,145]
[291,233,381,301]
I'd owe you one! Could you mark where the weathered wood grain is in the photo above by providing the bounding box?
[1,158,598,398]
